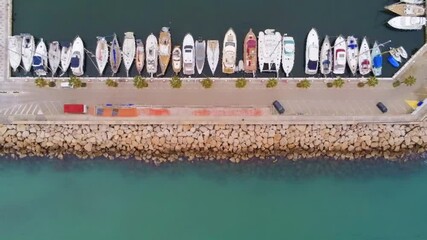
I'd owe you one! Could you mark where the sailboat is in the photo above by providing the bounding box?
[96,37,109,76]
[319,36,332,75]
[182,33,195,75]
[371,41,382,76]
[172,46,182,74]
[146,33,159,77]
[258,29,282,74]
[123,32,136,76]
[195,39,206,74]
[48,41,61,76]
[243,29,257,75]
[8,35,22,72]
[358,37,371,76]
[305,28,319,75]
[32,38,48,76]
[135,39,145,74]
[222,28,237,74]
[158,27,171,76]
[347,36,359,75]
[21,34,35,73]
[70,36,85,76]
[60,42,72,74]
[206,40,219,75]
[109,34,122,75]
[282,35,295,77]
[333,35,346,75]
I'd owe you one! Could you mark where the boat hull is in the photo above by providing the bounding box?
[243,29,257,74]
[207,40,219,75]
[385,3,425,16]
[136,39,145,74]
[123,32,136,76]
[146,34,159,76]
[333,35,346,75]
[222,28,237,74]
[70,36,85,77]
[305,28,319,75]
[33,39,48,76]
[8,35,22,72]
[110,35,122,75]
[195,40,206,74]
[372,42,382,76]
[358,37,371,76]
[96,37,108,76]
[320,36,332,75]
[159,27,171,76]
[60,42,72,74]
[282,36,295,77]
[258,29,282,73]
[182,33,195,75]
[347,36,359,75]
[48,41,61,76]
[388,16,426,30]
[172,46,182,74]
[21,34,35,73]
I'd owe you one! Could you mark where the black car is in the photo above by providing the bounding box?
[376,102,388,113]
[273,100,285,114]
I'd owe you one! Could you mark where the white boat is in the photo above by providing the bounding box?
[206,40,219,75]
[222,28,237,74]
[333,35,346,75]
[95,37,108,76]
[172,46,181,74]
[319,35,332,75]
[398,46,408,58]
[195,39,206,74]
[258,29,282,74]
[48,41,61,76]
[385,3,425,16]
[158,27,171,76]
[8,35,22,72]
[400,0,424,4]
[390,47,402,62]
[281,35,295,77]
[182,33,195,75]
[70,36,85,76]
[372,41,382,76]
[146,33,158,77]
[347,36,359,75]
[388,16,426,30]
[21,34,35,73]
[32,38,48,76]
[60,42,72,74]
[135,39,145,74]
[123,32,136,77]
[305,28,319,75]
[358,37,371,76]
[110,34,121,75]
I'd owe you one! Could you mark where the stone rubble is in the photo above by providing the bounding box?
[0,123,426,163]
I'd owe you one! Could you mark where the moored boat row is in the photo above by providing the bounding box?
[385,1,426,30]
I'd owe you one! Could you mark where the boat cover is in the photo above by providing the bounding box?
[285,44,295,53]
[33,56,42,66]
[387,55,399,68]
[308,60,318,70]
[70,56,80,68]
[348,41,357,49]
[373,55,382,68]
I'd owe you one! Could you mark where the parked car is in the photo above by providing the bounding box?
[273,100,285,114]
[376,102,388,113]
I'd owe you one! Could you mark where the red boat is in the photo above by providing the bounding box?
[243,28,257,75]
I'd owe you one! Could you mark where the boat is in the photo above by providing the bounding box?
[305,28,319,75]
[60,42,72,74]
[333,35,346,75]
[371,41,382,76]
[400,0,424,4]
[282,35,295,77]
[388,55,400,68]
[358,37,371,76]
[110,34,122,75]
[32,38,48,76]
[70,36,85,76]
[171,46,182,74]
[388,16,426,30]
[390,47,402,62]
[195,39,206,74]
[95,37,108,76]
[258,29,282,74]
[398,46,408,59]
[8,35,22,72]
[158,27,171,76]
[238,60,244,71]
[243,29,257,75]
[21,34,35,73]
[347,36,359,75]
[385,3,425,16]
[48,41,61,76]
[182,33,195,75]
[206,40,219,75]
[319,35,332,75]
[135,39,145,74]
[123,32,136,77]
[146,33,158,77]
[222,28,237,74]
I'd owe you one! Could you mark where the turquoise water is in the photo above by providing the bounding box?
[1,158,427,240]
[12,0,423,77]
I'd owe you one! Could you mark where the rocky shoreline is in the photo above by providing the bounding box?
[0,123,426,164]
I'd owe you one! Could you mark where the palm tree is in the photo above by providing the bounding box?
[332,77,344,88]
[266,78,278,88]
[366,76,378,87]
[133,75,148,89]
[235,78,247,88]
[403,76,416,86]
[201,78,213,89]
[297,79,311,89]
[69,76,82,88]
[170,76,182,89]
[106,79,118,87]
[35,78,47,87]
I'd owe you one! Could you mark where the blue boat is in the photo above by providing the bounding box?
[387,55,400,68]
[109,34,122,75]
[371,41,382,76]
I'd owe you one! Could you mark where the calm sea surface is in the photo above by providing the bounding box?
[12,0,423,78]
[1,158,427,240]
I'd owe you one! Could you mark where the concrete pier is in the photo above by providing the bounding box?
[0,0,11,82]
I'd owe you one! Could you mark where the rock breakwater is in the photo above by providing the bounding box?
[0,123,426,163]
